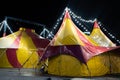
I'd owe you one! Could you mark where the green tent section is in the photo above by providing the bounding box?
[89,21,116,47]
[0,27,50,68]
[40,10,120,77]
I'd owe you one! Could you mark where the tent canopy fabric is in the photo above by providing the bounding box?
[0,27,50,68]
[89,21,116,47]
[41,10,119,63]
[0,27,49,49]
[40,9,120,77]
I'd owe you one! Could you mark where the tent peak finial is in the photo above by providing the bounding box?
[65,7,68,11]
[94,21,100,28]
[64,8,71,19]
[94,18,97,22]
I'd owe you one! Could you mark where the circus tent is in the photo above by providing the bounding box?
[89,21,116,47]
[40,10,120,77]
[0,27,50,68]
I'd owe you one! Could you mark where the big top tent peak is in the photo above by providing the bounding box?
[93,20,100,28]
[50,8,98,46]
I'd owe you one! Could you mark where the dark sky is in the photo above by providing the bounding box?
[0,0,120,43]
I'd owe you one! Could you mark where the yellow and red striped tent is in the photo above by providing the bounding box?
[89,21,116,47]
[0,28,50,68]
[40,10,120,77]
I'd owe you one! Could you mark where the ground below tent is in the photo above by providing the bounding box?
[0,69,120,80]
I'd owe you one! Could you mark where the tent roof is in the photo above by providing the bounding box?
[90,21,116,47]
[50,10,96,46]
[0,27,50,49]
[41,10,120,63]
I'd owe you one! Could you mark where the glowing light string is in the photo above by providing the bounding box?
[98,21,120,44]
[44,8,66,39]
[68,8,97,34]
[68,8,120,44]
[47,7,120,44]
[0,9,119,44]
[67,8,96,23]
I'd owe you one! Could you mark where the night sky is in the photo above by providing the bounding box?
[0,0,120,43]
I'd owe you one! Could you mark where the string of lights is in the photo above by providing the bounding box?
[0,8,120,44]
[48,7,96,37]
[69,8,120,44]
[98,22,120,44]
[45,8,66,39]
[47,7,120,44]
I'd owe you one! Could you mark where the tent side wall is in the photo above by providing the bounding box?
[47,54,110,77]
[0,49,13,68]
[48,54,84,77]
[16,49,39,68]
[108,50,120,73]
[0,28,50,69]
[0,49,39,68]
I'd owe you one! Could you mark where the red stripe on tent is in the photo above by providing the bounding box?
[41,45,120,63]
[75,26,93,46]
[37,50,44,56]
[6,31,22,68]
[62,10,93,46]
[6,49,22,68]
[25,30,50,57]
[94,21,99,28]
[64,9,71,19]
[81,45,120,62]
[26,30,50,48]
[3,33,6,37]
[11,31,22,48]
[41,45,86,63]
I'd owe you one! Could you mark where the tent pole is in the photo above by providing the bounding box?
[86,64,91,78]
[108,52,111,74]
[58,47,61,76]
[0,21,4,32]
[21,51,34,68]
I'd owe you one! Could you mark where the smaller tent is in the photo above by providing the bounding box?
[89,21,116,47]
[0,27,50,68]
